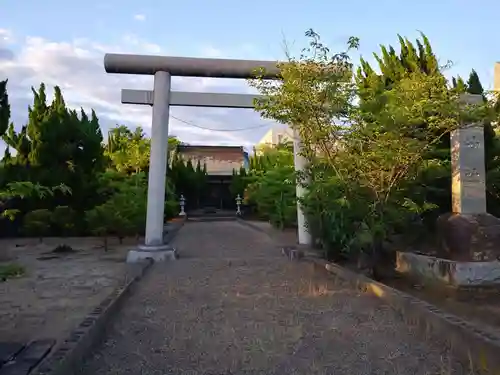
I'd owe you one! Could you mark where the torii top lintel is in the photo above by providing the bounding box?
[104,53,281,79]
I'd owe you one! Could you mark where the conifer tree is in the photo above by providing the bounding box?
[451,76,468,92]
[355,33,453,214]
[462,70,499,174]
[466,69,484,97]
[0,80,10,138]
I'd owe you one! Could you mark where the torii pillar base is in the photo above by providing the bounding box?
[126,244,177,263]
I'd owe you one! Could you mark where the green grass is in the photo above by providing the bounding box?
[0,263,25,281]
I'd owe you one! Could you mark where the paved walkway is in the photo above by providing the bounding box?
[80,221,462,375]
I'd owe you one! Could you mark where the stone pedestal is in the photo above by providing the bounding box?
[396,251,500,287]
[126,244,177,263]
[436,93,500,261]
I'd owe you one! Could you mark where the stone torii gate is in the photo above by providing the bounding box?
[103,53,312,262]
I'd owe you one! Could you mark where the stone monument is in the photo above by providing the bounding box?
[437,94,500,261]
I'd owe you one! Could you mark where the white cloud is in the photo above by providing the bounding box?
[121,34,161,54]
[133,14,146,21]
[0,29,13,43]
[201,46,223,58]
[0,30,276,150]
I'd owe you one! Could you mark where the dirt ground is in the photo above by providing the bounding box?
[247,220,500,335]
[0,236,138,344]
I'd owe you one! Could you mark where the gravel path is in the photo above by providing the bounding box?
[80,221,464,375]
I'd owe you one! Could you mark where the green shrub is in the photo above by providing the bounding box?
[302,174,370,260]
[51,205,77,236]
[85,205,112,250]
[22,209,52,242]
[246,165,297,229]
[86,171,150,248]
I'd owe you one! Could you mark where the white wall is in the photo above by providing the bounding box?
[495,62,500,92]
[256,126,294,147]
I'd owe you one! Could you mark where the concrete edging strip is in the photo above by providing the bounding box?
[239,218,500,373]
[163,216,187,244]
[31,260,154,375]
[236,218,269,234]
[311,257,500,374]
[27,217,186,375]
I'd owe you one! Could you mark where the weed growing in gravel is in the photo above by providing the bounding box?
[0,263,25,281]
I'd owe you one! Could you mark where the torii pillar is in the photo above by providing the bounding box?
[103,53,313,262]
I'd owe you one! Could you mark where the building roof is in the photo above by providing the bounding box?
[177,145,244,152]
[175,144,248,176]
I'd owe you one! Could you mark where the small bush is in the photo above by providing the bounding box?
[51,205,77,236]
[85,205,112,250]
[246,165,297,229]
[52,244,76,253]
[22,209,52,242]
[303,174,371,261]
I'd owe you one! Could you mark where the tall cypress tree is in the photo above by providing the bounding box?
[20,84,104,210]
[463,70,499,179]
[0,80,9,138]
[451,76,467,92]
[466,70,484,96]
[355,33,452,215]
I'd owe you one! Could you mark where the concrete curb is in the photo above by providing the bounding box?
[236,218,270,234]
[29,216,185,374]
[240,219,500,373]
[163,215,187,245]
[189,216,238,222]
[311,257,500,374]
[31,259,154,375]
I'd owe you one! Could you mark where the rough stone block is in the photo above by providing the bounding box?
[436,212,500,261]
[396,251,500,287]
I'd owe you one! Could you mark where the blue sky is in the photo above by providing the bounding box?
[0,0,499,148]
